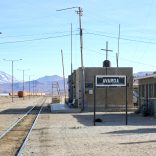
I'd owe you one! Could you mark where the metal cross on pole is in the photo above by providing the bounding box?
[100,41,113,109]
[101,41,113,60]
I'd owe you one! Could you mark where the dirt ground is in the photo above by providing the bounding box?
[1,97,156,156]
[0,96,44,135]
[21,105,156,156]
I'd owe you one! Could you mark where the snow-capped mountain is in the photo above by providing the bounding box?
[0,71,19,84]
[0,71,68,94]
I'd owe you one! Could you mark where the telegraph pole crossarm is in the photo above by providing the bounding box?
[56,7,79,12]
[56,6,83,67]
[3,59,22,102]
[101,41,113,60]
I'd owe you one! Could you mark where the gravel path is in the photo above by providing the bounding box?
[0,97,44,135]
[21,108,156,156]
[1,96,156,156]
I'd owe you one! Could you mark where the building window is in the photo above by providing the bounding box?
[139,85,142,97]
[145,84,148,98]
[154,84,156,98]
[149,84,153,98]
[141,85,145,97]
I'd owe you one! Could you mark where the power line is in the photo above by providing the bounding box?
[0,33,79,44]
[83,47,156,68]
[0,30,79,39]
[1,29,156,45]
[84,31,156,45]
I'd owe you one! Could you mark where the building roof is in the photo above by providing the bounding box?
[134,73,156,80]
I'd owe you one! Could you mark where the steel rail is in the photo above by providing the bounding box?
[16,98,46,156]
[0,97,45,139]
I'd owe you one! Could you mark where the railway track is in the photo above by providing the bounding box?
[0,97,47,156]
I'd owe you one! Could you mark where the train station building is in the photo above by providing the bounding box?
[68,66,133,112]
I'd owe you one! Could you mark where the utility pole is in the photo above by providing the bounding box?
[76,7,84,68]
[18,69,29,100]
[3,59,22,102]
[23,70,24,100]
[77,7,85,110]
[56,7,84,67]
[29,76,31,99]
[56,7,85,110]
[28,75,34,99]
[61,49,66,103]
[71,23,74,103]
[33,80,35,96]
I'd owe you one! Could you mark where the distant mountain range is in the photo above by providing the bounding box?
[0,71,68,94]
[133,71,154,77]
[0,70,155,94]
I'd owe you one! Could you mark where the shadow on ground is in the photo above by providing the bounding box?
[103,127,156,135]
[120,139,156,144]
[0,105,51,114]
[72,112,156,127]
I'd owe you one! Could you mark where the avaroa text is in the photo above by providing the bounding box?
[96,75,126,87]
[103,78,119,84]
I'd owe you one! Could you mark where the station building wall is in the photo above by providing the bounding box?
[68,67,133,112]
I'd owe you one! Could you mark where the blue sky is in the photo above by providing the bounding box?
[0,0,156,81]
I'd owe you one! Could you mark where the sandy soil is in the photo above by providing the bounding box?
[0,96,44,135]
[21,106,156,156]
[1,96,156,156]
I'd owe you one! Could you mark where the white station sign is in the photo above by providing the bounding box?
[96,75,126,87]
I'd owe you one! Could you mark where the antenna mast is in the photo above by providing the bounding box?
[61,49,66,102]
[117,24,120,67]
[71,23,73,74]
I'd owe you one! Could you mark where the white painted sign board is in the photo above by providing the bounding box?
[96,75,126,87]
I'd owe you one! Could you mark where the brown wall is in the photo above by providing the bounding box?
[69,67,133,111]
[84,67,133,111]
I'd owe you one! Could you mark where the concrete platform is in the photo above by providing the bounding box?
[50,103,81,113]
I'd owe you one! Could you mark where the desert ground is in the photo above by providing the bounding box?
[0,96,156,156]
